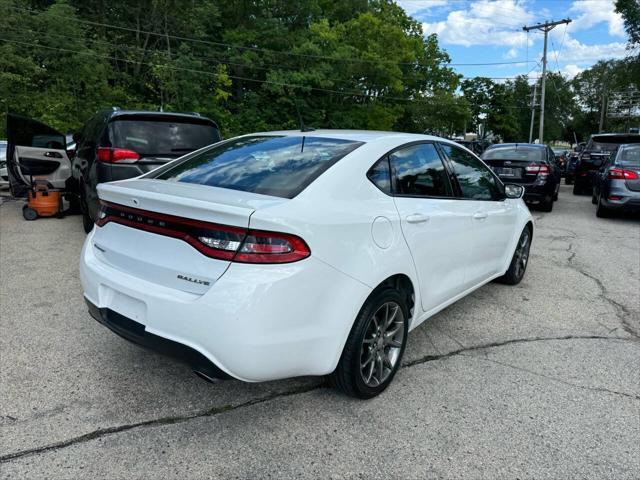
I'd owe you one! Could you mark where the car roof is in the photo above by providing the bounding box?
[487,143,545,149]
[248,129,446,144]
[99,109,219,128]
[590,133,640,140]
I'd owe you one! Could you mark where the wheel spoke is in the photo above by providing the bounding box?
[376,354,384,384]
[385,338,402,348]
[361,351,375,368]
[365,358,375,384]
[384,305,398,329]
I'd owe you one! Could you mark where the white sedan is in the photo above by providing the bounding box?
[80,130,533,398]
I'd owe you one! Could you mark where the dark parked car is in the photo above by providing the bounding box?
[72,109,221,231]
[573,133,640,195]
[552,147,569,175]
[565,142,585,185]
[482,143,561,212]
[591,144,640,217]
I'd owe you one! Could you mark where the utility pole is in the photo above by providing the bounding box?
[599,74,608,133]
[523,18,572,143]
[529,82,538,143]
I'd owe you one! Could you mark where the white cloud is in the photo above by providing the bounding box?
[564,64,585,78]
[505,47,519,59]
[556,36,628,63]
[396,0,448,15]
[421,0,535,47]
[568,0,625,37]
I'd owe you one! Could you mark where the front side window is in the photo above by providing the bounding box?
[389,143,452,197]
[440,144,502,201]
[153,135,363,199]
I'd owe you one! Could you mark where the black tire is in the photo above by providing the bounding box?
[565,178,573,185]
[553,186,559,201]
[79,186,94,233]
[22,206,38,221]
[496,225,532,285]
[572,183,582,195]
[538,195,553,212]
[596,193,611,218]
[330,288,409,399]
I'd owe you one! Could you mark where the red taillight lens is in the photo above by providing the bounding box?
[525,164,549,175]
[96,202,310,264]
[97,147,140,164]
[608,168,639,180]
[234,231,310,263]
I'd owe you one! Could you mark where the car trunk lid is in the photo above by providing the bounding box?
[482,158,546,183]
[93,179,286,294]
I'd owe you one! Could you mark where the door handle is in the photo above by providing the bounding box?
[473,211,488,220]
[406,214,430,224]
[44,151,63,158]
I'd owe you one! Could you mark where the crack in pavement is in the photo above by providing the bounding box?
[566,249,639,339]
[2,334,634,465]
[461,353,640,400]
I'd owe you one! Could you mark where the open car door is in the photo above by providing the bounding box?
[6,113,72,197]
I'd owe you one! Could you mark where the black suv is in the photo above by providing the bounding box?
[573,133,640,195]
[481,143,561,211]
[72,109,221,231]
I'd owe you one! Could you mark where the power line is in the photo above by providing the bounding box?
[0,34,537,81]
[0,37,536,109]
[8,5,536,68]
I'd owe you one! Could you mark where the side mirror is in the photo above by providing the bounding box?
[504,184,525,199]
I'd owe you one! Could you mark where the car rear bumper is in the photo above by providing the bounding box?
[80,229,371,382]
[600,193,640,212]
[86,299,231,379]
[522,183,554,202]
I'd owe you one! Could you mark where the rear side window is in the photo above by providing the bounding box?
[367,157,391,193]
[153,135,363,198]
[109,118,221,156]
[618,145,640,168]
[483,147,545,162]
[389,143,452,197]
[441,144,502,201]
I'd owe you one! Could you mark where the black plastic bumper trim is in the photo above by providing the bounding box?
[86,299,231,380]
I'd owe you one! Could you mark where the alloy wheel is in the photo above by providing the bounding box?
[359,302,405,387]
[512,229,531,280]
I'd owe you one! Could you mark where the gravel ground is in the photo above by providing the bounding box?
[1,185,638,479]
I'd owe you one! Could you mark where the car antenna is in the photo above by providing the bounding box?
[294,100,315,133]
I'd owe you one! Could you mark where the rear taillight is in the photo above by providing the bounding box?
[525,164,549,175]
[96,202,310,264]
[97,147,140,164]
[608,168,639,180]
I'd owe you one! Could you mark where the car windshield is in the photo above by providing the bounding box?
[152,135,363,198]
[483,147,544,161]
[618,145,640,168]
[109,118,221,156]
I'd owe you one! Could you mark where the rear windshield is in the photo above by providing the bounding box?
[587,135,640,152]
[618,145,640,168]
[109,118,221,156]
[153,135,363,198]
[483,147,544,162]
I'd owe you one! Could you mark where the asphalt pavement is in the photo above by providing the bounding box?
[1,185,638,479]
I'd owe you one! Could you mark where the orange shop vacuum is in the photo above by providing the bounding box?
[22,178,65,221]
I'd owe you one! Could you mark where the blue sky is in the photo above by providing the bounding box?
[396,0,630,81]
